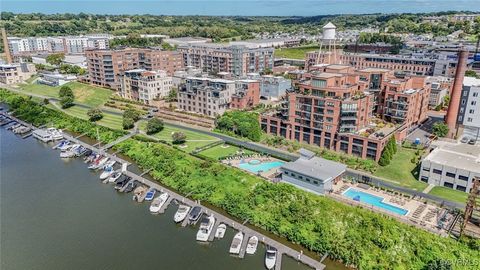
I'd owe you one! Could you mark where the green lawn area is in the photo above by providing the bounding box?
[274,45,318,59]
[138,120,220,152]
[373,147,428,191]
[61,105,123,130]
[198,144,255,160]
[429,186,469,204]
[17,81,113,107]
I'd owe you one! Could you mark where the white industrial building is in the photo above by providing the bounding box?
[458,77,480,143]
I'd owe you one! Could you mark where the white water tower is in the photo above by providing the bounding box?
[315,22,338,65]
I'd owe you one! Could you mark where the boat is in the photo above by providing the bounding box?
[102,160,116,170]
[144,188,156,201]
[60,144,81,158]
[132,186,148,201]
[32,129,53,143]
[114,177,130,190]
[215,223,226,239]
[82,149,93,157]
[265,246,277,270]
[99,166,115,180]
[188,206,202,223]
[173,205,191,223]
[229,232,244,254]
[84,153,98,163]
[88,156,109,170]
[58,141,71,151]
[46,128,63,140]
[107,171,122,183]
[196,214,216,242]
[149,192,169,213]
[123,180,138,193]
[53,140,69,150]
[246,236,258,255]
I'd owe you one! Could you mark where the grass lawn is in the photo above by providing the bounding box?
[373,147,428,191]
[429,186,469,204]
[18,81,113,107]
[274,45,318,59]
[138,120,220,152]
[61,105,123,130]
[198,144,255,160]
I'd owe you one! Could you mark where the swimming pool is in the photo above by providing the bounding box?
[239,161,285,173]
[343,188,408,216]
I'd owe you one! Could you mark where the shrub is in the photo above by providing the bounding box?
[216,110,262,141]
[146,118,164,135]
[432,122,449,138]
[122,117,135,130]
[172,131,186,144]
[87,108,103,122]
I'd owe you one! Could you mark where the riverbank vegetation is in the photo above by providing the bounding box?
[216,110,262,142]
[2,88,479,269]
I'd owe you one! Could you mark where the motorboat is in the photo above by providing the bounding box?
[174,205,191,223]
[114,177,130,190]
[73,146,86,156]
[84,153,98,163]
[102,160,116,170]
[53,140,69,150]
[149,193,169,213]
[215,223,226,239]
[246,236,258,255]
[32,129,53,143]
[100,166,115,180]
[46,128,63,140]
[196,214,215,242]
[229,232,244,254]
[144,188,156,201]
[82,149,93,157]
[188,206,202,224]
[60,144,81,158]
[58,141,71,151]
[265,246,277,270]
[107,171,122,183]
[123,181,138,193]
[132,186,148,202]
[88,156,109,170]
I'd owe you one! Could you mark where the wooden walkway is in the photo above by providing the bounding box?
[5,114,326,270]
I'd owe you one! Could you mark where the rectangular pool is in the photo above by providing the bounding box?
[342,188,408,216]
[238,160,284,173]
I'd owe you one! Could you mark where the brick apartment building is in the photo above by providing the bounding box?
[261,64,431,161]
[85,48,183,89]
[177,77,260,117]
[305,51,460,77]
[178,43,274,76]
[119,69,173,104]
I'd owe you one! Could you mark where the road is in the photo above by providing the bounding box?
[2,85,464,209]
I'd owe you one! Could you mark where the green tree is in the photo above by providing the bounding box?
[146,118,164,135]
[122,116,135,130]
[166,88,178,102]
[432,122,449,137]
[379,136,396,166]
[58,85,74,108]
[216,111,262,141]
[87,108,103,122]
[465,70,479,78]
[46,53,65,66]
[172,131,186,144]
[123,107,141,121]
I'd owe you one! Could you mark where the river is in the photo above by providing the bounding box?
[0,126,346,270]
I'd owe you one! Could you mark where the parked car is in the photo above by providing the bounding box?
[460,136,469,143]
[468,138,476,145]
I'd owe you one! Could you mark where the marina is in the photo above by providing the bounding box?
[1,111,330,270]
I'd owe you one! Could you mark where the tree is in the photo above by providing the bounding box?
[146,118,164,135]
[465,70,479,78]
[46,53,65,66]
[122,117,135,130]
[58,85,74,108]
[123,107,141,121]
[172,131,186,144]
[216,111,262,141]
[432,122,449,138]
[379,136,396,166]
[87,108,103,122]
[166,88,178,102]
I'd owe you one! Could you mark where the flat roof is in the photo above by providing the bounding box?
[425,141,480,173]
[313,72,343,79]
[464,76,480,87]
[281,156,347,182]
[359,67,391,73]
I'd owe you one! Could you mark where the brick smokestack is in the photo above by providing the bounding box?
[445,48,468,138]
[1,28,12,64]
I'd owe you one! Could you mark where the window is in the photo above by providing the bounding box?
[443,182,454,189]
[421,176,429,183]
[446,172,456,178]
[313,180,319,185]
[473,92,479,97]
[422,167,430,172]
[456,185,467,192]
[469,109,475,114]
[458,175,469,181]
[433,169,442,175]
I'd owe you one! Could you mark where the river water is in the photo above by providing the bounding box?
[0,126,346,270]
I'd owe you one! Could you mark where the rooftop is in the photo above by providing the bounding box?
[281,150,347,182]
[463,76,480,87]
[425,141,480,173]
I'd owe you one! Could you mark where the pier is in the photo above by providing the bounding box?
[3,113,326,270]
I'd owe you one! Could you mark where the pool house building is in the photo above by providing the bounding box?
[280,149,347,195]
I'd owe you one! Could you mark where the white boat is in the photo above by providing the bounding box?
[46,128,63,140]
[215,223,226,239]
[107,171,122,183]
[229,232,244,254]
[100,166,115,180]
[103,160,116,169]
[58,141,71,151]
[196,215,216,242]
[53,140,69,150]
[32,129,53,143]
[246,236,258,255]
[149,193,169,213]
[60,144,80,158]
[88,157,109,170]
[265,246,277,270]
[174,205,191,223]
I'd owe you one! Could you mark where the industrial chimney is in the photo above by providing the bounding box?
[1,28,12,64]
[445,48,468,138]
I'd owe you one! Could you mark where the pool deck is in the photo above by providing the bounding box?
[330,181,455,236]
[224,156,284,179]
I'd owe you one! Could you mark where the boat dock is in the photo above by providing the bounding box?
[3,113,326,270]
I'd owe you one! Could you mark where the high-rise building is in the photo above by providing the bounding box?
[457,76,480,143]
[120,69,173,104]
[85,48,183,89]
[261,64,431,161]
[178,43,274,76]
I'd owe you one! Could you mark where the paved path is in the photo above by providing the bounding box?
[423,184,435,194]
